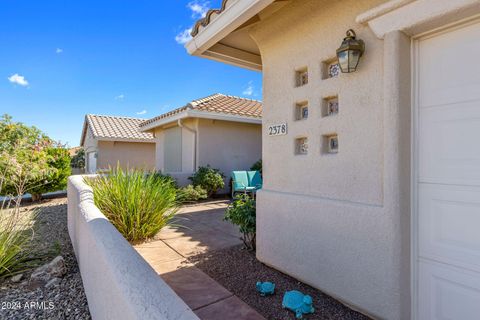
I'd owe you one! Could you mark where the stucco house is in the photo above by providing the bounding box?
[80,114,155,173]
[185,1,480,319]
[139,93,262,187]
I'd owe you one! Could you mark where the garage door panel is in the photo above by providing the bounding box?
[419,184,480,273]
[417,20,480,320]
[419,261,480,320]
[419,100,480,186]
[419,22,480,108]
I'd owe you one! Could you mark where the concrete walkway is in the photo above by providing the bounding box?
[135,200,265,320]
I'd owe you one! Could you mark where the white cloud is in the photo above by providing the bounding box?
[7,74,29,86]
[115,94,125,100]
[175,28,193,45]
[175,1,210,45]
[243,81,254,96]
[187,0,210,18]
[56,48,63,54]
[136,110,147,115]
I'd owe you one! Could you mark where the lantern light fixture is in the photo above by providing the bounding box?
[336,29,365,73]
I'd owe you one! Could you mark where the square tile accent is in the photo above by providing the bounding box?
[322,58,340,79]
[322,134,339,154]
[322,96,339,117]
[295,137,308,155]
[295,67,308,87]
[295,101,309,120]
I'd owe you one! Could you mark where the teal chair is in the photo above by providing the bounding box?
[231,170,263,197]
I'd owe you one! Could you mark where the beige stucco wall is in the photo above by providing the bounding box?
[97,140,155,171]
[153,118,261,189]
[197,118,262,190]
[249,0,411,319]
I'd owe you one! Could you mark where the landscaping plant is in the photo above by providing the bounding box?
[224,193,256,250]
[189,165,225,197]
[177,184,208,203]
[250,159,262,174]
[86,168,178,243]
[0,114,70,200]
[0,166,37,278]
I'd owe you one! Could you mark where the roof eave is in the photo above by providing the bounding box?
[186,0,275,71]
[139,110,261,132]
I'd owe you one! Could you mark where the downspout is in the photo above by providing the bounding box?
[177,119,197,171]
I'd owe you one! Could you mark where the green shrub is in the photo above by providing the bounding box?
[177,185,208,203]
[86,168,178,243]
[147,171,178,188]
[250,159,262,174]
[71,148,85,169]
[189,165,225,197]
[224,193,256,250]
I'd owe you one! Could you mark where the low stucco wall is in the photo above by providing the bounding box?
[67,175,198,320]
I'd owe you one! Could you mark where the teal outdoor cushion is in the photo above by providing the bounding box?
[232,171,249,191]
[247,171,263,189]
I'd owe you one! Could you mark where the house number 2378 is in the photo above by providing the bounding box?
[268,123,287,136]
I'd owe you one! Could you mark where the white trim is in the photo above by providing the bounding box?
[96,137,155,143]
[357,0,480,39]
[186,0,273,55]
[185,0,273,70]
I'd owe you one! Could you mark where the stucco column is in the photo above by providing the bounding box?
[383,30,412,320]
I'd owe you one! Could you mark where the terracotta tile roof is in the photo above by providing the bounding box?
[140,93,262,128]
[191,0,232,37]
[80,114,154,145]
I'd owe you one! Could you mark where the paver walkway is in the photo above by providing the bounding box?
[135,200,265,320]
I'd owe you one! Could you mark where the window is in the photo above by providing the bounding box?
[295,67,308,87]
[295,101,309,120]
[164,126,182,172]
[295,137,308,155]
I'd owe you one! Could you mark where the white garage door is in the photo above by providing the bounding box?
[416,21,480,319]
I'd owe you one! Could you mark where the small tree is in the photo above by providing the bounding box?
[224,193,256,250]
[0,114,70,199]
[189,165,225,197]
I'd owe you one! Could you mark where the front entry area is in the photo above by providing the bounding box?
[415,20,480,319]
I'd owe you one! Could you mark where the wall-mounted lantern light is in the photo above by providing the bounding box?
[336,29,365,73]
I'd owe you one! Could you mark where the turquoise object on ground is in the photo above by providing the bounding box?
[256,281,275,296]
[282,290,315,319]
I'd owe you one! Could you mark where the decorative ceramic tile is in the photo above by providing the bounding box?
[296,69,308,86]
[327,135,339,153]
[328,63,340,78]
[301,106,309,119]
[296,137,308,155]
[327,98,339,115]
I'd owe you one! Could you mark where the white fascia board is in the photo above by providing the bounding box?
[138,112,190,132]
[187,110,262,124]
[186,0,275,55]
[96,137,155,144]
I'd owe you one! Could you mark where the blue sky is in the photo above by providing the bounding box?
[0,0,262,147]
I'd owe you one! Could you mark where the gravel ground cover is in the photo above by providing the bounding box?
[189,245,372,320]
[0,197,91,320]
